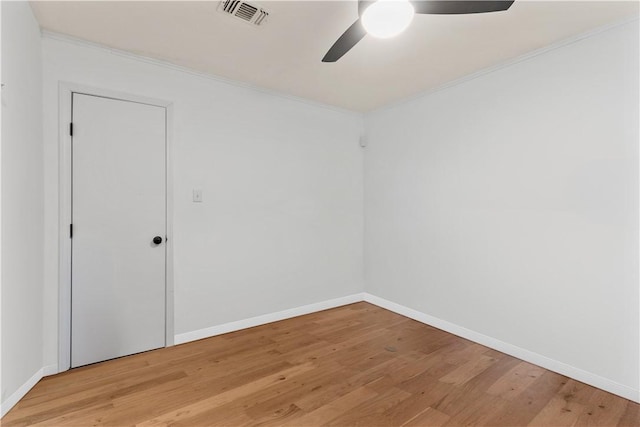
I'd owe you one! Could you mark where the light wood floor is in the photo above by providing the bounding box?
[3,302,639,426]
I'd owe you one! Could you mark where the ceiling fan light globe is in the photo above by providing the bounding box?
[361,0,415,39]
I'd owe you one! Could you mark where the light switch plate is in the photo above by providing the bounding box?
[193,188,203,203]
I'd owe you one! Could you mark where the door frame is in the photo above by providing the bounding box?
[58,82,175,372]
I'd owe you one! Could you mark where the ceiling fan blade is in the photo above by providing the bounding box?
[411,0,514,15]
[322,20,367,63]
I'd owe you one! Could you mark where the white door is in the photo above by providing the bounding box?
[71,93,167,368]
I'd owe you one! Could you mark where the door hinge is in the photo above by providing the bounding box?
[70,224,73,239]
[69,122,73,136]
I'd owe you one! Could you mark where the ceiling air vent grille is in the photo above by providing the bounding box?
[219,0,269,26]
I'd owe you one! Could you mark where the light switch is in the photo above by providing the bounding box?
[193,188,203,203]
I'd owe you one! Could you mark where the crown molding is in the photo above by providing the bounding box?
[368,16,639,115]
[40,30,363,118]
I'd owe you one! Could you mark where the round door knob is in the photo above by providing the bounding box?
[153,236,163,245]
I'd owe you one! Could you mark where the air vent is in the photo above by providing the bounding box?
[219,0,269,26]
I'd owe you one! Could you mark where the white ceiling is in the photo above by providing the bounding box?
[31,1,639,112]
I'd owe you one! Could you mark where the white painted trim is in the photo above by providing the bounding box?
[40,30,362,118]
[164,104,175,348]
[173,291,639,402]
[363,293,640,403]
[42,364,59,377]
[5,292,635,419]
[0,364,59,417]
[39,18,638,117]
[175,293,366,345]
[58,82,175,372]
[1,368,43,417]
[369,16,640,115]
[57,82,72,372]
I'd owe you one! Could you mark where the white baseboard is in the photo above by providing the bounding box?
[1,367,43,418]
[1,363,61,418]
[4,292,634,419]
[42,364,59,377]
[174,291,639,402]
[174,293,366,345]
[363,293,640,403]
[2,294,365,416]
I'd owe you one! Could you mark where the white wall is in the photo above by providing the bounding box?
[364,20,639,398]
[1,1,44,412]
[41,36,364,369]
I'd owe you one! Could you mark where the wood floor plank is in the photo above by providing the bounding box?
[324,387,412,426]
[457,354,521,393]
[485,370,568,426]
[402,407,451,427]
[439,355,497,386]
[280,386,378,426]
[617,401,640,426]
[575,389,631,426]
[441,391,509,426]
[379,391,457,426]
[4,371,188,426]
[136,363,316,426]
[558,379,598,406]
[527,396,586,426]
[2,302,638,427]
[66,359,296,426]
[29,403,116,427]
[486,361,546,401]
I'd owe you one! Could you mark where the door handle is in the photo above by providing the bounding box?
[152,236,163,245]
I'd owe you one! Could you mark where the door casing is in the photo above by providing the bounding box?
[58,83,175,373]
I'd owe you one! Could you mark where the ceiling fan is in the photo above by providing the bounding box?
[322,0,515,62]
